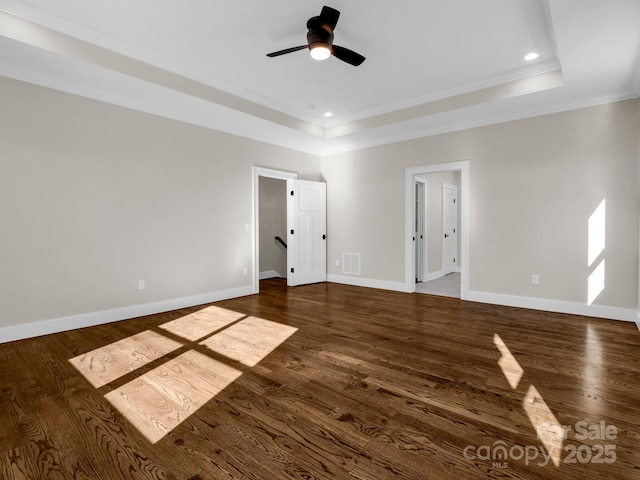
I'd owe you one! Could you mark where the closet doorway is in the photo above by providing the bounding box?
[404,161,469,300]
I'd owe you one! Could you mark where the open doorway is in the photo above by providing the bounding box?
[404,161,469,300]
[252,167,328,293]
[413,174,461,297]
[258,176,287,281]
[252,167,297,294]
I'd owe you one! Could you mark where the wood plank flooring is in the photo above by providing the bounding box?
[1,279,639,479]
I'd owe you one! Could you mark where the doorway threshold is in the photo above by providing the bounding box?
[415,272,461,298]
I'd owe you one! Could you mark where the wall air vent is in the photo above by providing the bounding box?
[343,253,361,275]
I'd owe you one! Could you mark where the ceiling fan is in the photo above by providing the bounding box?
[266,6,366,66]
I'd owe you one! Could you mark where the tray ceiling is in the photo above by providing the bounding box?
[0,0,638,155]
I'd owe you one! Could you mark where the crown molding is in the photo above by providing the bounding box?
[1,7,637,158]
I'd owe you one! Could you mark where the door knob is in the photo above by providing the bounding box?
[444,233,450,238]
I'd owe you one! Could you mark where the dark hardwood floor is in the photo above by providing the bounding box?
[1,279,639,479]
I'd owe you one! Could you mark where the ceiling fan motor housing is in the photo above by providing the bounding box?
[307,17,334,51]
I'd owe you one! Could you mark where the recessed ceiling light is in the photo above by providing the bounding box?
[324,112,333,117]
[524,52,539,61]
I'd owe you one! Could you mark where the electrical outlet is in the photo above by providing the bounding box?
[138,280,145,290]
[335,259,340,267]
[243,267,248,276]
[531,274,539,285]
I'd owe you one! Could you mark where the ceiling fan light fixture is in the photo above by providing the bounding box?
[310,44,331,61]
[266,6,365,66]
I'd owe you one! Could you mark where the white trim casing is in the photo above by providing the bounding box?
[0,285,254,344]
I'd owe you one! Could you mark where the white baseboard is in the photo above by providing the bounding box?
[0,285,254,344]
[4,283,636,344]
[259,270,284,280]
[467,290,638,323]
[328,274,410,293]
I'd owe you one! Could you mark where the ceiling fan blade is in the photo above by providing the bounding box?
[332,45,365,66]
[266,45,307,57]
[319,6,340,30]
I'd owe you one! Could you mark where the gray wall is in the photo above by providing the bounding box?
[0,76,321,329]
[323,99,640,309]
[2,75,639,334]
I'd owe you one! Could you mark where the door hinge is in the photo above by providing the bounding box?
[291,267,294,273]
[322,234,326,239]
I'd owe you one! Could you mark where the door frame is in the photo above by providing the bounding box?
[252,167,297,294]
[404,160,469,298]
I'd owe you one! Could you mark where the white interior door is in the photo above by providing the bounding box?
[442,183,458,275]
[287,179,327,286]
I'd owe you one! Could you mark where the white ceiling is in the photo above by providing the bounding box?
[0,0,639,155]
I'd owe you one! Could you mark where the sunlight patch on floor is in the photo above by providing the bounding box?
[159,305,245,341]
[68,330,182,388]
[105,350,241,443]
[524,385,564,466]
[200,316,298,367]
[495,334,563,466]
[69,306,297,443]
[583,325,603,408]
[493,334,524,389]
